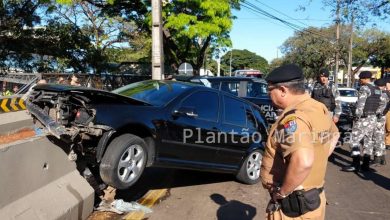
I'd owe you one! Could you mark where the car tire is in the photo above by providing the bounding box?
[99,133,147,189]
[236,150,263,184]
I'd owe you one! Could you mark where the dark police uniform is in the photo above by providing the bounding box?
[311,69,341,117]
[261,64,338,220]
[344,71,387,172]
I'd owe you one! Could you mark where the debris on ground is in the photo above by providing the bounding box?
[0,128,35,145]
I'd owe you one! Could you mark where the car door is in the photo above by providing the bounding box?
[161,90,221,165]
[214,95,260,167]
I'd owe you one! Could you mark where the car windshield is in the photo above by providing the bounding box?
[112,80,192,106]
[339,89,357,97]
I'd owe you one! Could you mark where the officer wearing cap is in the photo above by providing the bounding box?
[342,71,387,172]
[311,68,341,123]
[261,64,339,219]
[372,78,389,165]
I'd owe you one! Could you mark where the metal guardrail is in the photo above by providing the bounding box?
[0,95,26,113]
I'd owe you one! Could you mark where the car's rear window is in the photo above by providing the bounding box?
[339,90,357,97]
[112,80,192,106]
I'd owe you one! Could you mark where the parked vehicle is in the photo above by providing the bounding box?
[233,69,262,78]
[336,88,358,143]
[27,80,268,189]
[336,87,358,104]
[178,76,278,125]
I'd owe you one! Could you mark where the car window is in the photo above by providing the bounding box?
[221,82,239,96]
[223,95,246,127]
[245,104,257,129]
[113,80,191,106]
[181,91,219,122]
[247,82,268,97]
[339,90,357,97]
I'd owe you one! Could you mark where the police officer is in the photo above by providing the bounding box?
[372,78,389,165]
[311,68,341,123]
[261,64,340,220]
[385,78,390,150]
[342,71,387,172]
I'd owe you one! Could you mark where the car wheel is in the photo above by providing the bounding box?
[100,134,147,189]
[236,150,262,184]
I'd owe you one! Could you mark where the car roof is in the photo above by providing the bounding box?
[337,87,357,91]
[189,76,267,83]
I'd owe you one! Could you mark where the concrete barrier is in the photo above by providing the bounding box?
[0,110,34,134]
[0,136,94,220]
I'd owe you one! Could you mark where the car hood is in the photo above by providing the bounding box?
[32,84,150,106]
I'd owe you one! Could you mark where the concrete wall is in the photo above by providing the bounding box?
[0,137,94,220]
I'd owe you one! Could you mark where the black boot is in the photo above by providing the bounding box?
[342,156,361,172]
[373,156,381,166]
[361,155,371,171]
[386,145,390,150]
[380,155,387,165]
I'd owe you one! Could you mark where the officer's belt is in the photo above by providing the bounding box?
[361,113,376,118]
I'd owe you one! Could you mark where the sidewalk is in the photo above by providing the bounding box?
[0,111,33,134]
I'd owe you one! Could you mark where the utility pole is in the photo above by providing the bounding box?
[229,50,233,76]
[335,0,340,85]
[347,15,354,87]
[152,0,164,80]
[217,58,221,76]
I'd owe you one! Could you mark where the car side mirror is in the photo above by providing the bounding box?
[173,106,198,118]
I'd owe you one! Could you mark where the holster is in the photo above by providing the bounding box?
[279,187,323,217]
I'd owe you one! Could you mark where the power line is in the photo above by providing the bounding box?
[240,1,334,41]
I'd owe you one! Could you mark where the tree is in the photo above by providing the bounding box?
[220,49,269,75]
[52,1,149,74]
[280,26,340,78]
[161,0,240,74]
[353,29,390,77]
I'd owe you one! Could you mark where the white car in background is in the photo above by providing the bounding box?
[336,87,358,103]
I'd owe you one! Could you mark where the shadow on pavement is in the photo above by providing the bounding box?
[328,147,352,168]
[116,168,234,202]
[355,169,390,191]
[210,193,256,220]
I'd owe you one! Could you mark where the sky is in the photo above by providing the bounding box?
[229,0,390,63]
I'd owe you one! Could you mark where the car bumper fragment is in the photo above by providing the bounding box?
[26,100,67,139]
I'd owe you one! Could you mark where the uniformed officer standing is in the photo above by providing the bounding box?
[342,71,387,172]
[261,64,340,220]
[372,78,389,165]
[311,68,342,123]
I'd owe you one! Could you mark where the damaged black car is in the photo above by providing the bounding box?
[27,80,268,189]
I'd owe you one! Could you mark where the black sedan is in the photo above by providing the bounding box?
[27,80,268,189]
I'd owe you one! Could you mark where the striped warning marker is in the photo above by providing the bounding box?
[124,189,168,220]
[0,97,27,113]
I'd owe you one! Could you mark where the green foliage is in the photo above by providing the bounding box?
[162,0,239,73]
[280,26,338,78]
[220,49,269,75]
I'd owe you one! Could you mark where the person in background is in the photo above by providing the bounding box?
[70,75,81,86]
[311,68,341,123]
[371,78,388,165]
[13,85,19,94]
[58,76,69,85]
[261,64,339,220]
[342,72,387,172]
[2,87,12,96]
[385,78,390,150]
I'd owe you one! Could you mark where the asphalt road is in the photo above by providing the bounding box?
[117,146,390,220]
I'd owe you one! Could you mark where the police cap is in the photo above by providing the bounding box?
[265,64,304,84]
[359,71,372,79]
[318,68,330,77]
[374,78,387,87]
